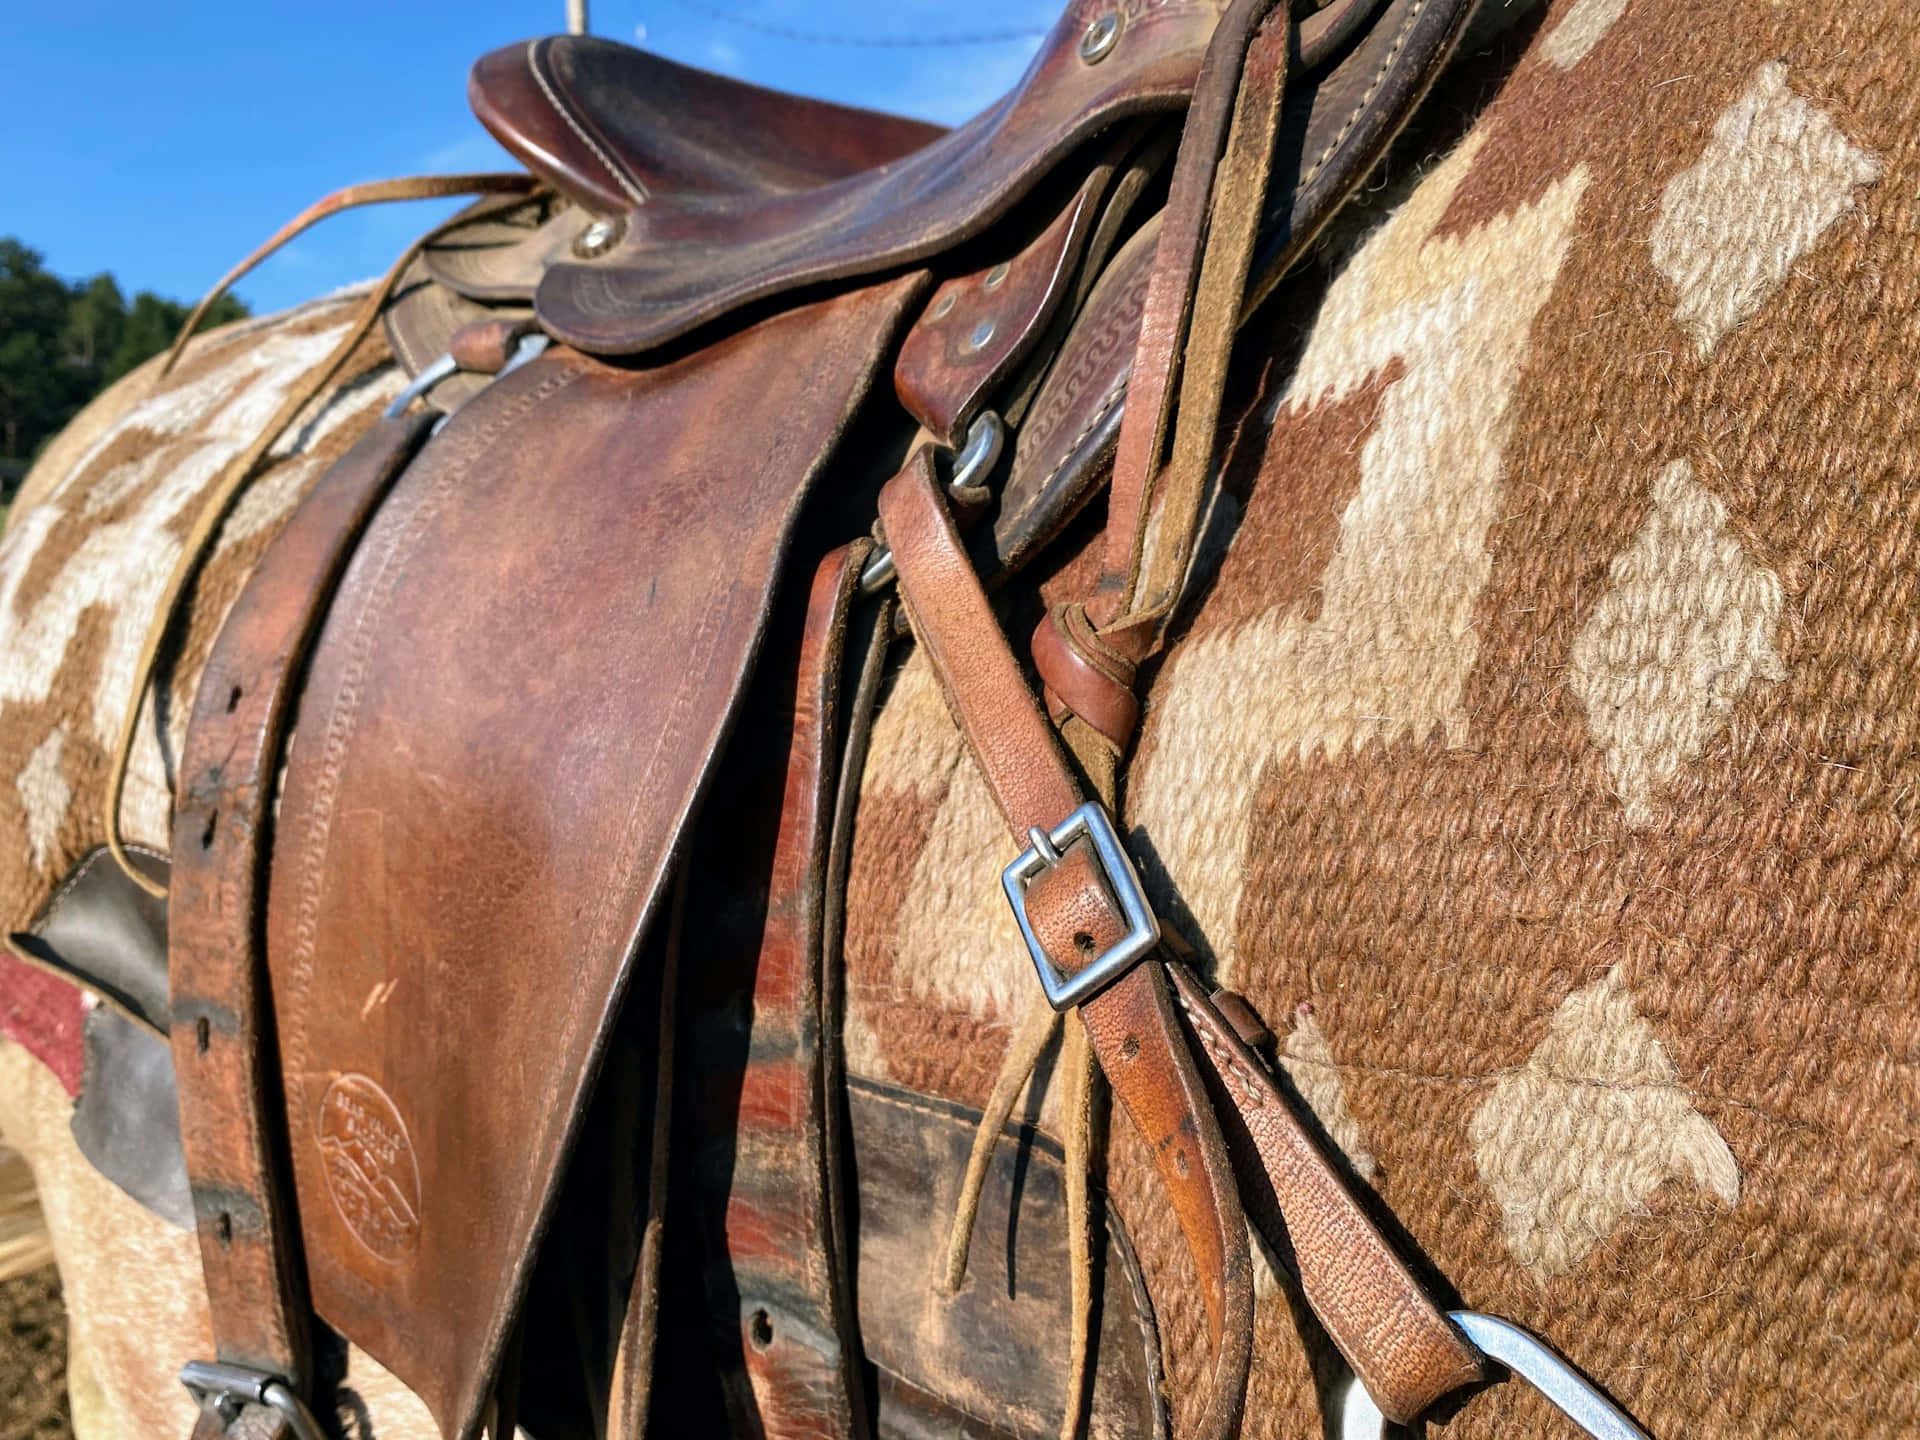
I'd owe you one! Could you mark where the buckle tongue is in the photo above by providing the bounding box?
[1002,801,1159,1010]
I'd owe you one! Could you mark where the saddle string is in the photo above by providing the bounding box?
[160,173,539,379]
[104,178,545,898]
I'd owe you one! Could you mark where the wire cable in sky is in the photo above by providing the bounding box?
[661,0,1049,47]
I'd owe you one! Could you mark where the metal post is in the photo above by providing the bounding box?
[566,0,589,34]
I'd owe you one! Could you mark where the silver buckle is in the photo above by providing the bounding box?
[1002,801,1160,1011]
[181,1360,330,1440]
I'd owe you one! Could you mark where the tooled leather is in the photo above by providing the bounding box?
[1166,968,1486,1423]
[170,413,434,1402]
[993,0,1472,581]
[895,160,1115,448]
[879,455,1256,1440]
[262,275,924,1439]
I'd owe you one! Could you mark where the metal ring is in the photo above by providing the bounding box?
[858,411,1005,594]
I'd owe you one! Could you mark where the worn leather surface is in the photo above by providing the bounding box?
[879,452,1256,1440]
[422,200,589,303]
[261,274,922,1440]
[172,412,436,1394]
[849,1078,1161,1440]
[13,845,170,1034]
[72,1005,193,1229]
[993,0,1473,576]
[1166,967,1484,1423]
[895,162,1114,448]
[471,36,945,217]
[535,0,1224,355]
[680,545,870,1440]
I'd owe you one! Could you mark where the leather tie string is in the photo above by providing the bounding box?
[104,174,540,898]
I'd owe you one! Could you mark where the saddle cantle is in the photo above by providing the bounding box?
[470,37,947,215]
[153,1,1656,1437]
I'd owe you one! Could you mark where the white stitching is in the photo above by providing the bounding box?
[1300,0,1427,190]
[526,38,649,208]
[1174,990,1268,1111]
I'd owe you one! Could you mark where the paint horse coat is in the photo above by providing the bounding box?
[0,1,1914,1436]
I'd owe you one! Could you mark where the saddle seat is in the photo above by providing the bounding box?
[469,36,947,216]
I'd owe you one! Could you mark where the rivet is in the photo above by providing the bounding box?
[573,216,624,259]
[966,320,996,352]
[930,291,958,320]
[1079,12,1120,64]
[983,262,1010,290]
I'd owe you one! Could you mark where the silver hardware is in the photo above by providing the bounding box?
[984,262,1010,290]
[385,332,550,421]
[499,331,551,376]
[1079,12,1120,63]
[1335,1313,1653,1440]
[383,352,457,419]
[858,411,1005,594]
[930,291,958,320]
[1003,801,1159,1011]
[966,319,996,352]
[574,215,624,258]
[181,1360,330,1440]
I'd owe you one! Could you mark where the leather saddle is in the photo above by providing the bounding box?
[154,3,1560,1439]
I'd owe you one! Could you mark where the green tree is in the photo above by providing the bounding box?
[109,290,248,383]
[64,273,126,372]
[0,240,87,461]
[0,237,250,468]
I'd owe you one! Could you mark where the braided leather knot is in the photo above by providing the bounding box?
[1032,602,1145,752]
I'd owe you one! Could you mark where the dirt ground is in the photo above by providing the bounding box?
[0,1269,69,1440]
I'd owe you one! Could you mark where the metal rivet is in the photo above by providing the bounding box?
[1079,12,1120,64]
[983,262,1010,290]
[966,320,996,352]
[930,291,958,320]
[573,216,624,259]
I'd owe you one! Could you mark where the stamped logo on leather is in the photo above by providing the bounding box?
[316,1074,423,1263]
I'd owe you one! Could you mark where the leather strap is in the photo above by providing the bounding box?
[879,446,1486,1425]
[1165,968,1484,1422]
[685,543,872,1438]
[880,450,1255,1440]
[170,413,435,1426]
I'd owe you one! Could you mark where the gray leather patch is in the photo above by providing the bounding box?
[13,846,170,1035]
[70,1004,192,1229]
[16,846,191,1229]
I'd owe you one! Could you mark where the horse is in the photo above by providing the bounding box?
[0,0,1913,1437]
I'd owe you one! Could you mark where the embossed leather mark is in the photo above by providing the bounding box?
[317,1074,422,1263]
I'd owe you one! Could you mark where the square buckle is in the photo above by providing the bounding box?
[1001,801,1160,1011]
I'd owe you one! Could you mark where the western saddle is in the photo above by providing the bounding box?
[102,2,1656,1437]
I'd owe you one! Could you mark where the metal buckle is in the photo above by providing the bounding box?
[1002,801,1160,1011]
[859,410,1006,594]
[1334,1312,1652,1440]
[181,1360,330,1440]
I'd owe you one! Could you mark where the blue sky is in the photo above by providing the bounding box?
[3,1,1055,315]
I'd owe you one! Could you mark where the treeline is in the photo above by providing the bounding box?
[0,237,249,466]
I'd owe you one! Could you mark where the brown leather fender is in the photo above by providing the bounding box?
[260,272,924,1438]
